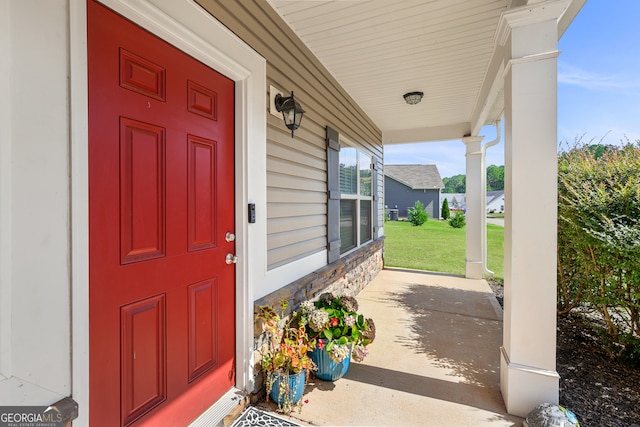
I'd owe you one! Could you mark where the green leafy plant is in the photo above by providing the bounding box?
[255,301,317,412]
[486,164,504,191]
[448,210,465,228]
[442,174,466,193]
[408,200,428,226]
[301,293,375,363]
[557,139,640,363]
[441,198,450,220]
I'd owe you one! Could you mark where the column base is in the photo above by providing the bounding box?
[465,260,483,279]
[500,347,559,417]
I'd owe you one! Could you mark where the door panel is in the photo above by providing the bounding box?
[120,295,167,426]
[188,279,218,382]
[187,135,217,252]
[119,118,166,263]
[88,1,236,425]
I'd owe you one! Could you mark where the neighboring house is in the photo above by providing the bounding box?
[384,165,444,219]
[487,190,506,213]
[440,190,504,213]
[441,193,467,212]
[0,0,584,424]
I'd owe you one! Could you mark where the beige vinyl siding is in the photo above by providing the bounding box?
[196,0,383,269]
[268,215,326,234]
[267,226,326,252]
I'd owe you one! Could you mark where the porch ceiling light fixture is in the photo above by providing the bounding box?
[403,91,424,105]
[274,91,305,138]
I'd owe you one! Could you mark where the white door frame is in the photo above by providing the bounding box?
[70,1,266,424]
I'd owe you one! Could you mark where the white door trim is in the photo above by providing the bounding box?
[71,1,266,424]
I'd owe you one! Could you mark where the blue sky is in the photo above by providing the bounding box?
[384,0,640,178]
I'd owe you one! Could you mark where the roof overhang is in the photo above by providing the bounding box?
[267,0,586,145]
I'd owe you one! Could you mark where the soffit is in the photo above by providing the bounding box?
[267,0,510,144]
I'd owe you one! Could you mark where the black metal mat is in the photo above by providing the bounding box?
[231,407,302,427]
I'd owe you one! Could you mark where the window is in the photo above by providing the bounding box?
[326,126,378,263]
[339,147,372,254]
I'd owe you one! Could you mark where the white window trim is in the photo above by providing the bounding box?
[339,138,373,255]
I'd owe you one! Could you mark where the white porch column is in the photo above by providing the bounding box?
[463,136,484,279]
[497,0,568,417]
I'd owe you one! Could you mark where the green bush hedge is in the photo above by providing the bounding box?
[441,198,450,220]
[448,210,465,228]
[408,200,428,226]
[558,141,640,365]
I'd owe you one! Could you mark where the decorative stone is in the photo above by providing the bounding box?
[254,239,383,312]
[524,403,580,427]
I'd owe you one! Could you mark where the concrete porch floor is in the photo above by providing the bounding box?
[274,267,524,426]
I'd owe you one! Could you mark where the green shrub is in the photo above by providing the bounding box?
[441,198,450,220]
[557,140,640,362]
[448,210,465,228]
[408,200,428,226]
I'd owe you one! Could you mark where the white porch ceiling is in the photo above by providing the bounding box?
[266,0,580,145]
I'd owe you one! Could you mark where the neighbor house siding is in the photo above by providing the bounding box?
[385,176,440,219]
[196,0,383,270]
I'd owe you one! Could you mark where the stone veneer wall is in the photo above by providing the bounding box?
[254,237,384,315]
[251,237,384,397]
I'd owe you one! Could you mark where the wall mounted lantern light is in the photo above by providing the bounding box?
[403,91,424,105]
[274,91,305,138]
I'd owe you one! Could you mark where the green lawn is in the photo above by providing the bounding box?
[383,219,504,279]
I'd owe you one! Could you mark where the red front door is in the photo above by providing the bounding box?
[88,1,236,425]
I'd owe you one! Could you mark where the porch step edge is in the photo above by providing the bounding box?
[189,388,247,427]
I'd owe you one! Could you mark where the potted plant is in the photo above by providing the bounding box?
[255,301,317,413]
[301,292,376,381]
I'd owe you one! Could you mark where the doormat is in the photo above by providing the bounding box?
[231,407,302,427]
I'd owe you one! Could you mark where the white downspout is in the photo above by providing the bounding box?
[481,121,501,276]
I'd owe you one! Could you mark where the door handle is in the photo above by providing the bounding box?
[225,253,238,265]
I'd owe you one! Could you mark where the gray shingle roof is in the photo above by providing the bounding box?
[487,190,504,204]
[384,164,444,189]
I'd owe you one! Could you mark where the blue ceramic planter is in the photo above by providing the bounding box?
[269,369,306,406]
[309,341,351,381]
